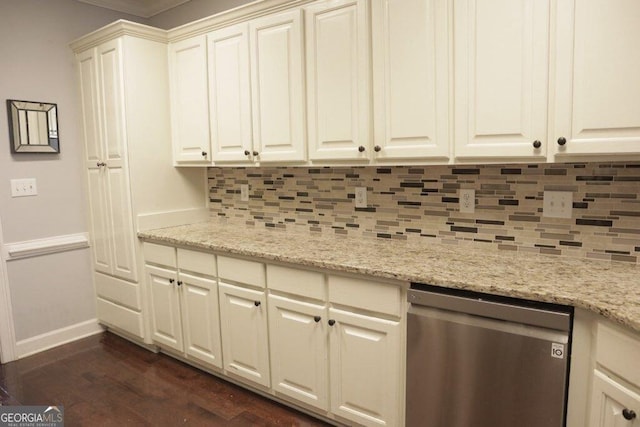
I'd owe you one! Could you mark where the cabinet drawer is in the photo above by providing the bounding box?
[143,242,177,268]
[267,264,324,300]
[596,322,640,387]
[328,275,401,317]
[95,272,141,311]
[218,256,265,288]
[178,248,216,277]
[96,297,144,339]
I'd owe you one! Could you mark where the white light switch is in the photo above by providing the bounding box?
[543,191,573,219]
[10,178,38,197]
[459,189,475,213]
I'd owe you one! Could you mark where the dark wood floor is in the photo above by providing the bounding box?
[0,332,331,426]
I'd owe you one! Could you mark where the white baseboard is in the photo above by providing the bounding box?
[15,319,105,359]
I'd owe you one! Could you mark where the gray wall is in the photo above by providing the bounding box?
[150,0,254,29]
[0,0,259,348]
[0,0,145,342]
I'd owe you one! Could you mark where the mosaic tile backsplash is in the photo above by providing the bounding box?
[207,162,640,263]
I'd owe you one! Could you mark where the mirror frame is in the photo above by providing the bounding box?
[6,99,60,154]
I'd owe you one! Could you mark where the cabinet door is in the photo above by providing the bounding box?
[250,10,306,163]
[208,23,253,164]
[180,272,222,369]
[371,0,450,161]
[78,48,113,275]
[454,0,549,160]
[328,308,401,427]
[77,47,102,168]
[97,39,137,282]
[268,294,327,410]
[168,35,211,164]
[305,0,371,162]
[147,265,182,352]
[218,282,270,387]
[97,39,127,166]
[86,168,112,276]
[104,165,137,282]
[553,0,640,158]
[590,370,640,427]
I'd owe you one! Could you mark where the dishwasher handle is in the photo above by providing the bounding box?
[408,288,571,332]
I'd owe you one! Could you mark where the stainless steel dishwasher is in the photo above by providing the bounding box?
[406,283,573,427]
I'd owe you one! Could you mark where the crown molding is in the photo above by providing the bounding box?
[70,19,168,52]
[167,0,315,42]
[70,1,318,49]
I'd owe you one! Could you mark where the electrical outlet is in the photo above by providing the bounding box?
[543,191,573,218]
[459,189,475,213]
[355,187,367,208]
[240,184,249,202]
[10,178,38,197]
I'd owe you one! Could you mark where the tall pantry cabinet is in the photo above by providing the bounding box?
[71,21,207,343]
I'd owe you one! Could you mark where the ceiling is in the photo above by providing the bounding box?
[76,0,192,18]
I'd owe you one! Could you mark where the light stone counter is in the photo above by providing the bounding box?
[139,220,640,333]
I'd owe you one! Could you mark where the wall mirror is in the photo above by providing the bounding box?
[7,100,60,153]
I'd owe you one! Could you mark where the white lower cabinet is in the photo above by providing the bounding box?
[268,296,402,427]
[147,265,182,351]
[144,243,222,370]
[267,265,403,427]
[217,255,270,388]
[143,247,404,425]
[268,294,328,410]
[218,282,270,388]
[329,308,401,427]
[590,371,640,427]
[180,272,222,367]
[589,321,640,427]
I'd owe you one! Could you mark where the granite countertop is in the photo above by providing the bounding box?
[139,220,640,334]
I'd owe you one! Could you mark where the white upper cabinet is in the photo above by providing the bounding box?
[371,0,450,161]
[169,35,211,165]
[208,11,306,165]
[552,0,640,159]
[305,0,371,162]
[249,10,306,163]
[162,0,640,166]
[454,0,550,161]
[208,23,253,164]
